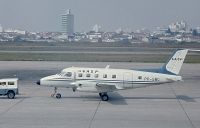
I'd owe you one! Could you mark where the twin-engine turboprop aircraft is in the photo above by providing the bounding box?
[36,49,197,101]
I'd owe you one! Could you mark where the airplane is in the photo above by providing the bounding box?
[36,49,199,101]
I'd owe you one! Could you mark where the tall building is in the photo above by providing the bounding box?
[0,24,3,32]
[61,9,74,36]
[169,20,187,33]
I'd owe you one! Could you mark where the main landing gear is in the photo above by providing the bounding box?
[99,92,109,101]
[51,87,62,99]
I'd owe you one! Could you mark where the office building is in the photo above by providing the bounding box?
[61,9,74,36]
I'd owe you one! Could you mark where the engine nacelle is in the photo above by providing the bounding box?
[72,81,99,92]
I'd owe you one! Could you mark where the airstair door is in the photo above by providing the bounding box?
[123,72,133,88]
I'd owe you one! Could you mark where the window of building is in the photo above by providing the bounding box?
[78,73,83,77]
[94,74,99,78]
[8,82,15,85]
[86,74,91,77]
[103,74,107,78]
[138,76,142,80]
[112,75,116,79]
[65,72,72,77]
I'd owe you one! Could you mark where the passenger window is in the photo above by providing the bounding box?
[0,82,6,85]
[94,74,99,78]
[65,72,72,77]
[103,74,107,78]
[8,82,15,85]
[86,74,91,77]
[155,78,159,81]
[138,76,142,80]
[78,73,82,77]
[112,75,116,79]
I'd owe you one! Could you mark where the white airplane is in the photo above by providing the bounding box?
[36,49,198,101]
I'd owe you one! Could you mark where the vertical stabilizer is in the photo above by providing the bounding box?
[162,49,188,75]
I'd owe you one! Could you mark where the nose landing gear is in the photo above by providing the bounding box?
[55,93,61,99]
[51,87,62,99]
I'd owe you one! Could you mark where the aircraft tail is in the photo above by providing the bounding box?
[162,49,188,75]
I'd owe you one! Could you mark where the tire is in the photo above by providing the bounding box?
[7,91,15,99]
[56,93,61,99]
[101,94,109,101]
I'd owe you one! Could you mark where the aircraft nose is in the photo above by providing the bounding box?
[36,80,40,85]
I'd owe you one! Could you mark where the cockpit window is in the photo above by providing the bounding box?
[59,72,66,76]
[65,72,72,77]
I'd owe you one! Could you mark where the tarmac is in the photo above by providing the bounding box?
[0,61,200,128]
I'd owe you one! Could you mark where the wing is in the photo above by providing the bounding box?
[71,81,120,92]
[96,83,118,92]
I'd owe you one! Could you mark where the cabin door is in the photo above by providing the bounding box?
[123,72,133,88]
[73,72,76,81]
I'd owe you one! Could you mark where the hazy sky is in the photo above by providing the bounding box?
[0,0,199,32]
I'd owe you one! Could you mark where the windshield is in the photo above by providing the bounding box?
[58,71,66,76]
[59,71,72,77]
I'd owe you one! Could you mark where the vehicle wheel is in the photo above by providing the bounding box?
[56,93,61,99]
[7,91,15,99]
[101,94,109,101]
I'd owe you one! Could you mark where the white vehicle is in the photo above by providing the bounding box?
[36,49,198,101]
[0,78,18,99]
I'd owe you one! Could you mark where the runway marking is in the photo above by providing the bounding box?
[0,98,25,116]
[88,100,101,128]
[170,85,196,128]
[0,87,40,117]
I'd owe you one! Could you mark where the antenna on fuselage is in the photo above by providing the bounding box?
[105,65,110,69]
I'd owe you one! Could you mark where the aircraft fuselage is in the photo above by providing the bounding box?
[39,67,182,92]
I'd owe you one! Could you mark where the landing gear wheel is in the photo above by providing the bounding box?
[101,94,109,101]
[7,91,15,99]
[56,93,61,99]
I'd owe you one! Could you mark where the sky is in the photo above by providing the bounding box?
[0,0,199,32]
